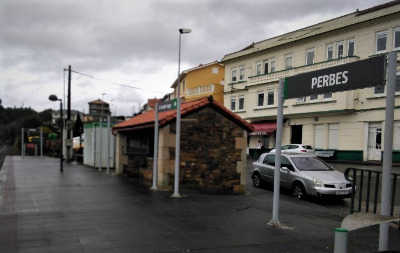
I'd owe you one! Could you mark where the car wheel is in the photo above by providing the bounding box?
[252,172,262,188]
[293,182,306,200]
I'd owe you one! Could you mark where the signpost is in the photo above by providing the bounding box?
[151,99,178,190]
[272,53,395,252]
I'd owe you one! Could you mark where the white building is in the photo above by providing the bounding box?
[221,1,400,162]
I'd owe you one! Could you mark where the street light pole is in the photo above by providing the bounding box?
[49,94,63,172]
[172,28,191,198]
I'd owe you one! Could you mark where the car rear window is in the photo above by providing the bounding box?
[290,157,333,171]
[302,145,313,149]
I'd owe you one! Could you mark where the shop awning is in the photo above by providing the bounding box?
[249,122,277,136]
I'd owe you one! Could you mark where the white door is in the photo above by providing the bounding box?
[367,123,382,161]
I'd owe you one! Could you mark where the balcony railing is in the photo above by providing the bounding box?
[248,56,360,86]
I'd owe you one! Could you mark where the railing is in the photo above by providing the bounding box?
[344,167,400,229]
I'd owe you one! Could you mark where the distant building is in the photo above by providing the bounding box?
[83,99,110,122]
[171,61,225,104]
[51,109,82,126]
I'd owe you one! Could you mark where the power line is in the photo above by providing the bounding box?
[69,69,168,94]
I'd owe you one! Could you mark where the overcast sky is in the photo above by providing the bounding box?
[1,0,391,116]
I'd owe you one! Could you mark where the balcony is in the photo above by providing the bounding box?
[248,56,360,86]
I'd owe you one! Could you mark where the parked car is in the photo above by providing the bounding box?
[269,144,314,154]
[250,153,352,199]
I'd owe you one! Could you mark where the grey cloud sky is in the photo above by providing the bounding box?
[0,0,390,116]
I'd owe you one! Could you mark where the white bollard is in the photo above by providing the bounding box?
[334,228,347,253]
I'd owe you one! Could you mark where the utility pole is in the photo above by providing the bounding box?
[66,65,72,162]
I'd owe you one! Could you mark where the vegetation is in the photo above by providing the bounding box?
[0,105,54,166]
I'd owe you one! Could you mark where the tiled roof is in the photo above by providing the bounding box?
[89,99,108,105]
[112,96,254,133]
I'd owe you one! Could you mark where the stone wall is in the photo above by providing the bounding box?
[175,106,247,194]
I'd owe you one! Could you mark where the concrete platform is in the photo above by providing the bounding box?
[1,156,399,252]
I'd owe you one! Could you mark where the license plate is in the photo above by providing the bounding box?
[336,191,348,195]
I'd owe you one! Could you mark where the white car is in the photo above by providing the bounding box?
[269,144,314,154]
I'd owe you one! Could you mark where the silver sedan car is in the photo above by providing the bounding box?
[250,153,352,199]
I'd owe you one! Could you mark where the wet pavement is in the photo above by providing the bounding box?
[0,156,399,253]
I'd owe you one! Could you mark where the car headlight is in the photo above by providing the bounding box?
[313,178,324,187]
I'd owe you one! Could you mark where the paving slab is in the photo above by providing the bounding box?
[0,156,399,253]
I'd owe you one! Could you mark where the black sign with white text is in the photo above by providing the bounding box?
[284,55,386,99]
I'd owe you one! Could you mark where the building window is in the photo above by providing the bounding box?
[323,93,332,99]
[231,68,237,82]
[212,67,219,74]
[238,96,245,111]
[328,124,339,149]
[256,62,262,75]
[394,27,400,50]
[257,92,264,107]
[374,73,400,95]
[126,135,149,154]
[285,54,293,69]
[374,85,385,96]
[270,58,276,72]
[314,124,324,149]
[376,31,387,53]
[310,94,318,101]
[263,60,269,74]
[306,49,315,65]
[326,44,334,60]
[347,39,355,56]
[397,73,400,93]
[230,97,236,111]
[239,66,245,81]
[296,97,305,103]
[267,91,274,106]
[337,41,344,59]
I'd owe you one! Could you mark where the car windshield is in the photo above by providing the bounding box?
[290,157,333,171]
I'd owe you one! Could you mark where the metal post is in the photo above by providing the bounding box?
[40,127,43,157]
[172,31,182,198]
[379,51,396,251]
[334,228,347,253]
[269,78,284,226]
[98,118,102,172]
[21,128,24,157]
[66,65,71,162]
[107,115,110,174]
[152,104,159,190]
[60,100,63,172]
[172,28,190,197]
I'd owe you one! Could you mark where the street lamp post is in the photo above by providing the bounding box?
[172,28,191,198]
[49,94,63,172]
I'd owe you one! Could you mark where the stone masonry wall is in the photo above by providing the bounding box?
[176,106,247,194]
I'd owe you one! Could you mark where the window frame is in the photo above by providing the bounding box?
[270,58,276,72]
[239,66,245,81]
[125,135,149,155]
[263,60,269,74]
[230,97,236,111]
[256,62,262,76]
[326,44,334,61]
[376,31,387,53]
[257,91,265,107]
[394,27,400,50]
[285,54,293,70]
[337,41,344,59]
[347,39,355,57]
[267,90,274,106]
[306,48,315,65]
[238,95,245,111]
[231,68,237,83]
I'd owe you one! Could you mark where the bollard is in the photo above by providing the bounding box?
[334,228,347,253]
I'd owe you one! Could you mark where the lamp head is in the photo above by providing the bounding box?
[49,94,60,101]
[179,28,191,34]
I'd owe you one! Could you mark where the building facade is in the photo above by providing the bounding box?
[171,61,225,104]
[221,1,400,161]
